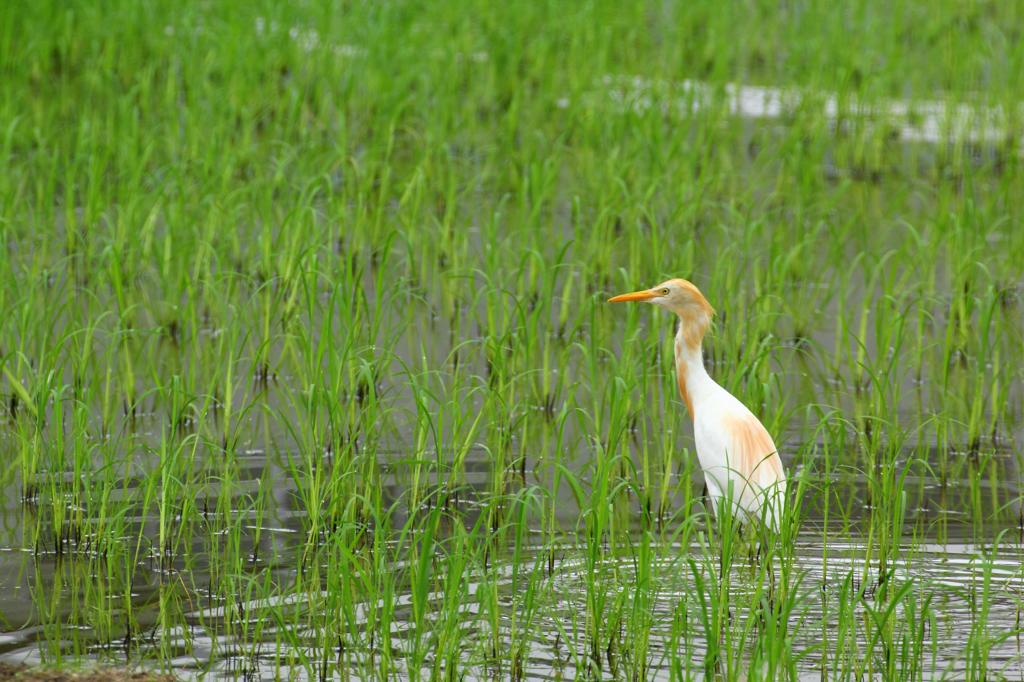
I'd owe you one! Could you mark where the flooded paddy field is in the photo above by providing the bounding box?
[2,1,1024,679]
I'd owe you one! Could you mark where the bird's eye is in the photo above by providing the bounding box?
[660,288,670,295]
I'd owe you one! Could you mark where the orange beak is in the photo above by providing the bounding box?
[607,288,658,303]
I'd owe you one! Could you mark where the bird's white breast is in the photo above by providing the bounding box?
[674,326,785,526]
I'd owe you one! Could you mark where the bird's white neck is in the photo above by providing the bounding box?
[674,319,718,419]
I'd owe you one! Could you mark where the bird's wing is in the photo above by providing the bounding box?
[697,408,786,523]
[721,412,785,489]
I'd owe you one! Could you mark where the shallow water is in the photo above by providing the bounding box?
[602,75,1023,149]
[1,435,1023,679]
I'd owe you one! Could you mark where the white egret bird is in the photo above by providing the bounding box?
[609,278,786,530]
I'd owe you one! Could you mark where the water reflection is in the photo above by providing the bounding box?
[2,440,1021,679]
